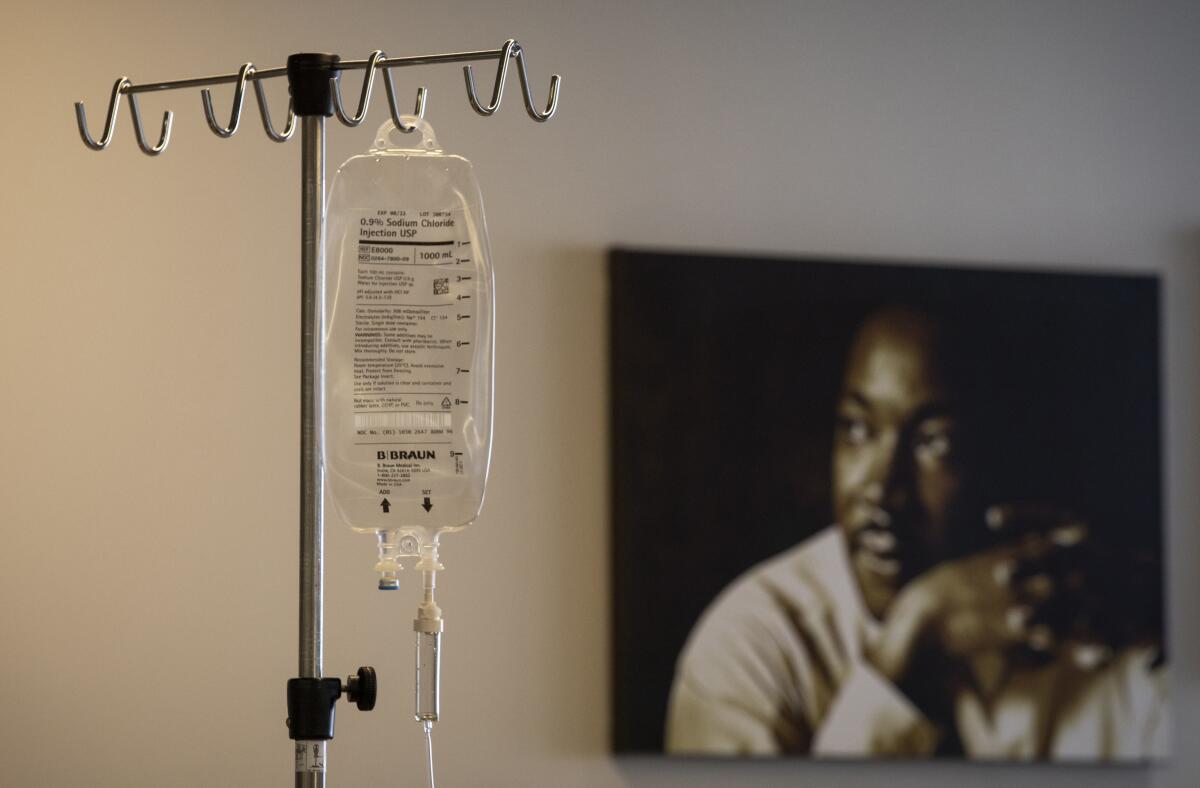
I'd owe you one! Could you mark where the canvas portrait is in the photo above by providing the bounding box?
[610,249,1166,762]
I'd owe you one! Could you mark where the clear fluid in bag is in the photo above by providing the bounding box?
[323,119,493,543]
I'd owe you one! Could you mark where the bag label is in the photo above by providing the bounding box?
[348,209,477,508]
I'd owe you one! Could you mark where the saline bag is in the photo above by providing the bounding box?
[323,117,494,556]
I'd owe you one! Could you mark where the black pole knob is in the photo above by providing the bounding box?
[345,666,378,711]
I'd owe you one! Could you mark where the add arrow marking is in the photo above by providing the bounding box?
[421,497,433,512]
[380,498,391,513]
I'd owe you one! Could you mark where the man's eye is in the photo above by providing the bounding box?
[914,431,953,463]
[837,416,872,445]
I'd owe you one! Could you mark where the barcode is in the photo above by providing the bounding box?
[354,412,452,430]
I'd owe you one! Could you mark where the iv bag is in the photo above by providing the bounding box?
[323,118,494,541]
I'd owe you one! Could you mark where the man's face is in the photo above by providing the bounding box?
[833,308,973,620]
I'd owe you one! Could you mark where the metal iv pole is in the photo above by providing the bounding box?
[73,43,559,787]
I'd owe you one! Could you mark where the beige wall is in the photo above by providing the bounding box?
[2,1,1198,785]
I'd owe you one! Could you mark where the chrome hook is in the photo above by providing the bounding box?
[513,45,560,122]
[381,66,428,133]
[75,77,130,151]
[253,79,296,142]
[200,63,254,138]
[463,39,517,116]
[126,92,173,156]
[331,51,385,127]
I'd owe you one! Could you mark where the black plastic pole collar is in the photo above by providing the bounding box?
[286,53,341,117]
[286,677,342,740]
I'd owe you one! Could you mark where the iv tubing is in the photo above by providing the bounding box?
[423,719,436,788]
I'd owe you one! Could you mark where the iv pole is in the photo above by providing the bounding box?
[74,43,559,788]
[297,66,330,785]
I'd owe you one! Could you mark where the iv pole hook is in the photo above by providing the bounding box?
[463,40,559,121]
[513,45,560,122]
[74,77,130,151]
[127,92,173,156]
[381,67,428,133]
[331,50,385,127]
[252,80,296,142]
[200,63,254,138]
[463,40,516,116]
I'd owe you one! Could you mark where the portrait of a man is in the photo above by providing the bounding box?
[610,250,1166,762]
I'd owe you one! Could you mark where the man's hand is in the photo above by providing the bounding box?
[865,505,1094,714]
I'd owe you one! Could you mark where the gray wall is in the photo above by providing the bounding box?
[2,1,1197,785]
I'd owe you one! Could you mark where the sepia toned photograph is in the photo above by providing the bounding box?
[610,249,1167,762]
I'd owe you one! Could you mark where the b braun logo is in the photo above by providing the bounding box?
[378,450,436,460]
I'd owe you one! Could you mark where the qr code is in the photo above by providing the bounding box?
[433,278,449,295]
